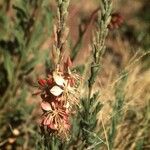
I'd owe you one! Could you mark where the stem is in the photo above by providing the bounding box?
[53,0,70,66]
[71,7,100,61]
[88,0,112,99]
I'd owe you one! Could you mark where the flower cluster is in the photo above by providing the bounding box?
[37,58,80,138]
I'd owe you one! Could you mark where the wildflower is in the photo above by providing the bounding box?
[36,57,81,139]
[41,101,71,137]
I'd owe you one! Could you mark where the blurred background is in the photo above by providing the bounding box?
[0,0,149,149]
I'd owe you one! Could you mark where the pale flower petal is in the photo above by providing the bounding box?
[41,101,52,111]
[50,86,64,96]
[53,72,65,86]
[43,116,52,125]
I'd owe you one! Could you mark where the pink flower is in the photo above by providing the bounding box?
[41,101,71,136]
[36,56,81,139]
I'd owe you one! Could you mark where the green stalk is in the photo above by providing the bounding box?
[88,0,112,99]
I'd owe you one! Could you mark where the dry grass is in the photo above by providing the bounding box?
[96,41,150,149]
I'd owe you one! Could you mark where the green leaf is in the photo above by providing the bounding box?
[3,51,14,82]
[13,5,28,19]
[136,139,144,150]
[13,26,24,46]
[21,50,48,74]
[71,38,83,61]
[21,57,39,74]
[27,21,44,51]
[44,6,53,36]
[0,11,10,39]
[73,65,85,75]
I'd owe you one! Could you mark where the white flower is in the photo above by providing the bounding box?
[50,85,64,96]
[53,72,65,86]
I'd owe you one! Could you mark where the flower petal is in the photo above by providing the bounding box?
[50,86,64,96]
[41,101,52,111]
[43,116,52,125]
[48,123,58,130]
[53,72,65,86]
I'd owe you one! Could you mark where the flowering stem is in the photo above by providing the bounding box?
[53,0,70,67]
[88,0,112,99]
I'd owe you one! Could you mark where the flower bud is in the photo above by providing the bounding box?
[47,78,53,85]
[38,79,47,87]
